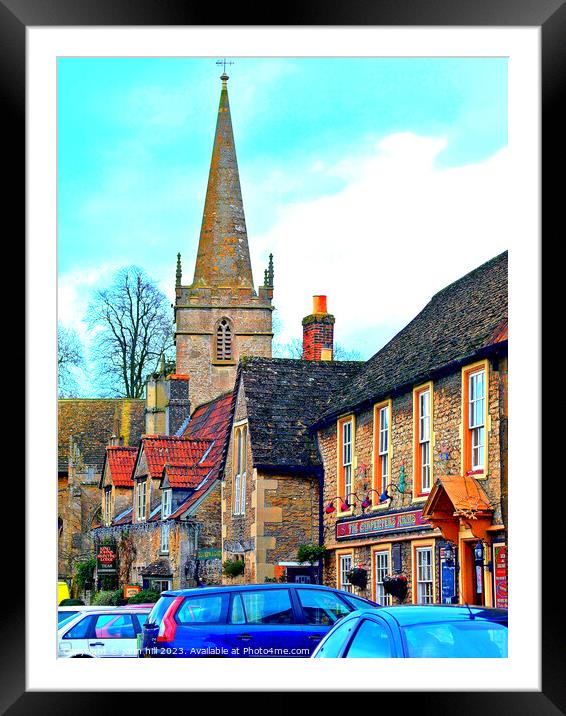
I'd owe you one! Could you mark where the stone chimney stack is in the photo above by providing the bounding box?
[145,358,190,436]
[165,374,190,436]
[302,295,335,361]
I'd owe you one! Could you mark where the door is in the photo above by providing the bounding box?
[224,589,307,657]
[294,588,355,654]
[461,541,485,606]
[89,613,139,657]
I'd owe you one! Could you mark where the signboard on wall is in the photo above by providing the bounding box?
[124,584,141,599]
[493,543,508,608]
[96,541,117,573]
[336,510,430,541]
[197,548,222,560]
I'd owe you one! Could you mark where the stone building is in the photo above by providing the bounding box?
[174,70,274,410]
[312,251,508,608]
[222,298,360,584]
[93,390,235,590]
[57,398,145,585]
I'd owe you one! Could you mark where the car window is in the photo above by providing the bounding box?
[297,589,352,625]
[343,594,375,610]
[94,614,136,639]
[63,615,92,640]
[148,596,174,625]
[314,619,358,658]
[58,610,78,625]
[135,613,149,629]
[176,595,224,624]
[402,621,508,658]
[345,618,393,658]
[229,594,246,624]
[240,590,294,625]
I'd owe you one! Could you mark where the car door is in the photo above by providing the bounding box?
[89,613,139,657]
[172,593,228,656]
[224,588,307,657]
[294,588,355,654]
[59,614,96,657]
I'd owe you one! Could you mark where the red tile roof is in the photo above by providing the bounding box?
[140,435,213,480]
[106,446,137,487]
[167,392,235,519]
[162,463,211,489]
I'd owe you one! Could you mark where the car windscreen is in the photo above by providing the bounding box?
[401,620,508,658]
[147,596,175,625]
[58,610,78,626]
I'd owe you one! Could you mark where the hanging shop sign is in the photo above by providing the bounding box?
[493,543,508,609]
[96,541,117,573]
[336,509,430,540]
[197,548,222,560]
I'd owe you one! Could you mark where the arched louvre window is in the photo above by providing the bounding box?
[216,319,233,360]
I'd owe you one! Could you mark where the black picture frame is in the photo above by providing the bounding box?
[8,0,557,709]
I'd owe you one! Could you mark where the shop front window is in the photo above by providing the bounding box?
[339,554,353,593]
[374,551,391,606]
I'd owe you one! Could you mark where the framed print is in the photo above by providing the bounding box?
[5,0,559,708]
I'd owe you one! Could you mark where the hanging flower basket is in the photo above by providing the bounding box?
[382,574,408,602]
[346,567,368,591]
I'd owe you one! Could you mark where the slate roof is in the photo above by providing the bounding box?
[139,436,213,480]
[238,358,362,470]
[316,251,508,427]
[58,398,145,473]
[104,446,138,488]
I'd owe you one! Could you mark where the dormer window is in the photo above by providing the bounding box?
[136,479,147,522]
[216,319,233,361]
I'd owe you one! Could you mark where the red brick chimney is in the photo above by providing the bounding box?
[302,295,335,361]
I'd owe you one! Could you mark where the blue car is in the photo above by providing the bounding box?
[140,583,377,657]
[311,605,508,658]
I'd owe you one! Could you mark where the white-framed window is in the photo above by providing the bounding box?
[160,521,170,554]
[339,553,353,593]
[162,488,172,519]
[469,370,486,471]
[419,389,431,492]
[233,424,247,515]
[374,550,391,605]
[378,406,389,491]
[342,420,353,500]
[136,479,147,522]
[416,547,433,604]
[104,488,112,525]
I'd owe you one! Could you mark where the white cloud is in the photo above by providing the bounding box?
[251,132,512,358]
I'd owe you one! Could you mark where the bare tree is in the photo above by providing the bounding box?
[58,324,85,397]
[87,266,173,398]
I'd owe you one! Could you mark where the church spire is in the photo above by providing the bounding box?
[191,70,255,291]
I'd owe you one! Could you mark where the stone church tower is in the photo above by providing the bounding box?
[174,71,274,410]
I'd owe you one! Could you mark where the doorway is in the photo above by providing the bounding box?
[460,540,485,606]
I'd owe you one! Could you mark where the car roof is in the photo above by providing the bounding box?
[353,605,508,627]
[162,583,355,597]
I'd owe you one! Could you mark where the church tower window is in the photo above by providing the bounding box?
[216,319,233,361]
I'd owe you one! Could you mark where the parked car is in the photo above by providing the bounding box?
[58,608,151,657]
[311,605,508,658]
[140,584,377,658]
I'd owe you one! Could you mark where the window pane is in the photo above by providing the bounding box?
[177,595,225,624]
[340,555,353,593]
[297,589,352,625]
[374,551,391,606]
[64,616,92,639]
[94,614,135,639]
[315,621,356,658]
[240,590,294,625]
[346,618,393,658]
[229,594,246,624]
[403,621,507,658]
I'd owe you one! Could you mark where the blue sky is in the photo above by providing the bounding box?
[58,57,508,394]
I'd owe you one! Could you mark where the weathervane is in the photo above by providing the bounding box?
[216,58,234,75]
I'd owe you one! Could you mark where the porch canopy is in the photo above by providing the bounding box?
[422,475,494,543]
